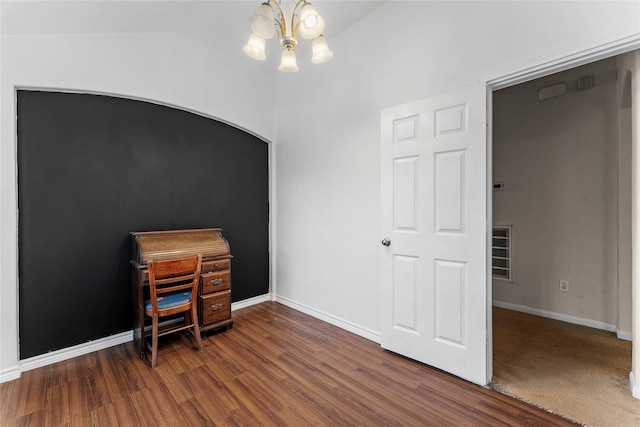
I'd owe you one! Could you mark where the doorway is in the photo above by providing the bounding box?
[488,54,637,425]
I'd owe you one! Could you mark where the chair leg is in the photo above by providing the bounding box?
[151,314,159,368]
[191,305,203,351]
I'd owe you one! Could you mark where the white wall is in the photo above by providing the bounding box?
[272,1,640,340]
[618,49,640,398]
[492,58,622,329]
[0,32,274,380]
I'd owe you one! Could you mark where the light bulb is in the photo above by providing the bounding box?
[299,3,318,21]
[299,14,325,39]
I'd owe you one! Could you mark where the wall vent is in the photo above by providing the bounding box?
[576,75,594,91]
[492,226,512,281]
[538,83,567,101]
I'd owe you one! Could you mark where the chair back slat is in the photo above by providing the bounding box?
[152,257,200,279]
[155,283,196,295]
[148,254,202,314]
[154,273,196,286]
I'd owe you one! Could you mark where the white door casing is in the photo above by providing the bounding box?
[380,83,488,385]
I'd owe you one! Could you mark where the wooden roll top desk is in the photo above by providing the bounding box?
[130,228,233,359]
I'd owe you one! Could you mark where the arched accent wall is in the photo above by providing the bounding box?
[17,90,269,358]
[0,31,274,381]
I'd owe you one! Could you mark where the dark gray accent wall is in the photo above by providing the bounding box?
[17,91,269,359]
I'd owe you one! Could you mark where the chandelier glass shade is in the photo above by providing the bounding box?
[243,0,333,72]
[243,33,267,60]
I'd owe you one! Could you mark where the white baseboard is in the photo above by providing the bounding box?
[19,330,133,374]
[617,330,633,341]
[0,366,22,384]
[1,332,133,384]
[492,300,631,340]
[274,295,381,344]
[630,371,640,399]
[231,293,273,311]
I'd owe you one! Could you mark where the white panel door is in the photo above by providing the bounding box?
[380,83,488,385]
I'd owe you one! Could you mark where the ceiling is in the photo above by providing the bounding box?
[1,0,386,72]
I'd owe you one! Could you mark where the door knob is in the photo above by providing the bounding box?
[381,238,391,246]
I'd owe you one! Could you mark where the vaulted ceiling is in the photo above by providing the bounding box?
[1,1,386,72]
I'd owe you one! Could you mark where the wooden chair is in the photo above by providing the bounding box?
[144,254,203,368]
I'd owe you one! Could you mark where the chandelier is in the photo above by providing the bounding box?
[243,0,333,72]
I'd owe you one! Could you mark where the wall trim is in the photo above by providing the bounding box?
[19,330,133,374]
[15,86,272,145]
[0,366,21,384]
[231,293,272,311]
[487,30,640,90]
[617,330,633,341]
[631,371,640,399]
[492,300,631,339]
[6,329,128,383]
[274,295,381,343]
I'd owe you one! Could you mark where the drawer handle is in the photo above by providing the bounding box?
[214,264,219,269]
[211,303,223,312]
[211,278,223,285]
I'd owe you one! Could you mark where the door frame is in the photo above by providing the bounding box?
[484,33,640,393]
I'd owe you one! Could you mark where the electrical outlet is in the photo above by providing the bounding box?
[560,280,569,292]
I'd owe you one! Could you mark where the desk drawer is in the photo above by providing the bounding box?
[201,259,231,274]
[200,291,231,325]
[201,271,230,294]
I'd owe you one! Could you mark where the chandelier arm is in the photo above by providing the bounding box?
[290,0,308,39]
[267,0,287,37]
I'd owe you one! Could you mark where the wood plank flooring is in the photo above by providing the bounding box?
[1,302,577,426]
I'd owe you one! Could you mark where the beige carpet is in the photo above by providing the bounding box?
[491,307,639,426]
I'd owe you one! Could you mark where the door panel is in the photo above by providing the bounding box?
[435,150,465,233]
[434,259,465,346]
[394,157,418,230]
[381,83,488,385]
[392,255,419,332]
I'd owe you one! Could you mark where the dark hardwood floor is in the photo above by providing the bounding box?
[1,302,577,426]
